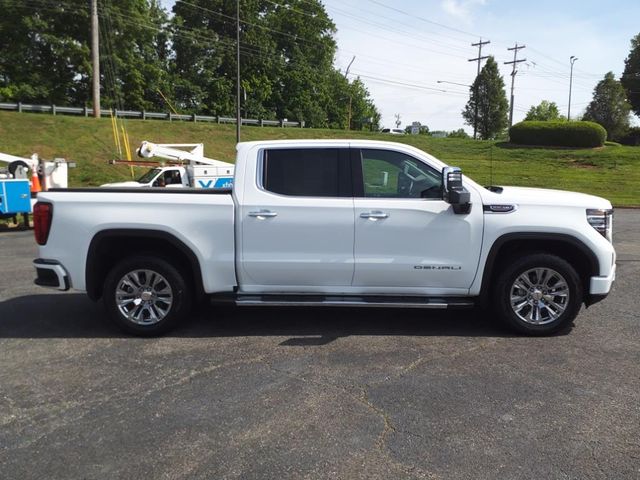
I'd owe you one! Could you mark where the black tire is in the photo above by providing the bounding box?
[493,253,583,336]
[103,255,192,336]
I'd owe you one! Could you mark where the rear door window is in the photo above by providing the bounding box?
[262,148,351,197]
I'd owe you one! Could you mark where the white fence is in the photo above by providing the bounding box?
[0,102,304,128]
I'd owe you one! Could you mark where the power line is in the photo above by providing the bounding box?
[347,71,469,97]
[324,2,474,55]
[365,0,480,39]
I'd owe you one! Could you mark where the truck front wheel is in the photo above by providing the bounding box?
[493,253,583,336]
[103,255,192,336]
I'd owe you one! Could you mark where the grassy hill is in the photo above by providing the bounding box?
[1,111,638,205]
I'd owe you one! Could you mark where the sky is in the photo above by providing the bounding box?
[160,0,640,132]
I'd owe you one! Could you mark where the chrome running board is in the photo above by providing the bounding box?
[234,295,475,309]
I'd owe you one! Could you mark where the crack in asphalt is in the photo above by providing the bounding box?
[257,337,502,479]
[260,359,436,479]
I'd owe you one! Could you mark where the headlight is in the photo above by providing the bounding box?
[586,208,613,242]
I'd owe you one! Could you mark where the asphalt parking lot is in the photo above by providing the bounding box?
[1,211,639,479]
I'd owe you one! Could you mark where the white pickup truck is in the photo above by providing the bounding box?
[32,140,616,336]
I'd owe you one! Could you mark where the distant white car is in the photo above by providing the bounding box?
[380,128,405,135]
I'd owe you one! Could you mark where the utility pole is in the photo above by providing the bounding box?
[91,0,100,118]
[504,43,526,128]
[568,56,578,120]
[236,0,241,143]
[468,38,490,139]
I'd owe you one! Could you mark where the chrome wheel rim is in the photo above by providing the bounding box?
[115,269,173,325]
[509,267,569,325]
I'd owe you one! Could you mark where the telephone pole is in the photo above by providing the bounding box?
[468,38,490,139]
[236,0,241,143]
[91,0,100,118]
[504,43,526,128]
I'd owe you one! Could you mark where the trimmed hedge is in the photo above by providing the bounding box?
[509,121,607,148]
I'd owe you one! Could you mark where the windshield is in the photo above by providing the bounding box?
[137,168,162,184]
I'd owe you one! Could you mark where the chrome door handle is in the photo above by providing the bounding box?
[360,211,389,219]
[248,210,278,218]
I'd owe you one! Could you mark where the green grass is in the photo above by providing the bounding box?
[1,111,639,205]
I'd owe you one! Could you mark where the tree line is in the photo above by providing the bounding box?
[460,33,640,143]
[0,0,380,129]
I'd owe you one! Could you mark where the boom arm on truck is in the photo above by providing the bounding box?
[136,141,234,170]
[103,141,235,189]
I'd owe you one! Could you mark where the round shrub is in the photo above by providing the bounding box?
[509,121,607,148]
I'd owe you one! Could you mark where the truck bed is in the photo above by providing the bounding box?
[36,187,237,293]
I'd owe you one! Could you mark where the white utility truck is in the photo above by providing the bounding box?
[102,141,234,189]
[1,151,71,222]
[32,140,616,337]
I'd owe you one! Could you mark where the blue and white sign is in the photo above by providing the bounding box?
[197,177,234,189]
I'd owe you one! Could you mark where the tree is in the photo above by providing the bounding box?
[462,56,509,140]
[524,100,562,121]
[170,0,378,126]
[582,72,631,140]
[99,0,173,111]
[0,0,171,110]
[0,0,90,105]
[621,33,640,117]
[348,78,380,130]
[0,0,380,124]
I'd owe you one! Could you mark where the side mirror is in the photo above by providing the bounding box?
[442,166,471,214]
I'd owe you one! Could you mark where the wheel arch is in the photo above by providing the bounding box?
[86,229,205,301]
[478,232,599,307]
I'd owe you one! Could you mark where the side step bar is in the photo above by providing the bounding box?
[232,295,475,309]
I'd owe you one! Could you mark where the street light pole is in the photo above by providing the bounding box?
[568,56,578,121]
[344,56,355,130]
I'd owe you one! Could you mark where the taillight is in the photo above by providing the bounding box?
[33,202,53,245]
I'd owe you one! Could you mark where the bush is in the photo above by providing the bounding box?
[617,127,640,146]
[509,121,607,148]
[447,128,470,139]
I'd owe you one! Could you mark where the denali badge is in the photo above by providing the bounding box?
[483,204,516,213]
[414,265,462,270]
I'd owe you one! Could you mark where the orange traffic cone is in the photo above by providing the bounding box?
[30,169,41,193]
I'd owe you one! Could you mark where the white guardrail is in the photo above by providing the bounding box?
[0,102,304,128]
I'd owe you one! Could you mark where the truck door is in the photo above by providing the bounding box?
[352,148,483,293]
[239,147,354,291]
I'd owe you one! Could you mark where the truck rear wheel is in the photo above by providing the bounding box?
[493,253,583,336]
[103,255,192,336]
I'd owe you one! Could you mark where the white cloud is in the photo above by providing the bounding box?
[441,0,487,23]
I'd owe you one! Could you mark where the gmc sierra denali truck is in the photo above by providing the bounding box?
[32,140,616,336]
